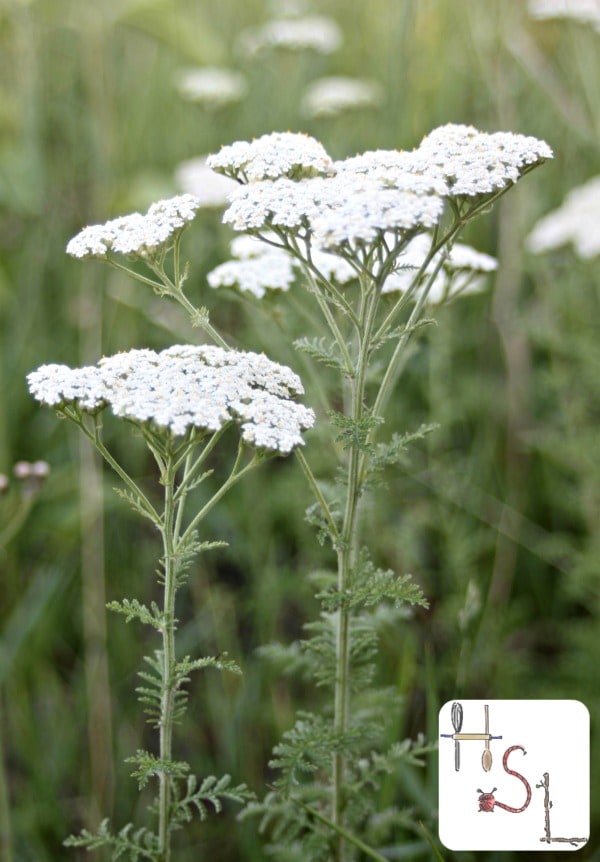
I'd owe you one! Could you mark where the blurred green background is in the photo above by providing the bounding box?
[0,0,598,859]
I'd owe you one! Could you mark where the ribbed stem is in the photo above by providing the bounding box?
[332,275,380,862]
[158,457,178,860]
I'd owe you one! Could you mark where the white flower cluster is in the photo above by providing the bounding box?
[174,157,239,209]
[301,76,384,118]
[207,131,334,182]
[175,66,247,108]
[208,248,296,298]
[528,0,600,31]
[66,195,201,260]
[238,15,342,56]
[526,175,600,259]
[212,126,552,253]
[222,171,444,251]
[27,346,315,454]
[382,234,498,303]
[312,179,444,250]
[207,233,356,298]
[417,124,554,196]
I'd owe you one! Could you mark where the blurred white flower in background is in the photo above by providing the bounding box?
[301,76,384,118]
[174,157,239,209]
[526,176,600,258]
[175,66,247,109]
[528,0,600,31]
[238,16,343,57]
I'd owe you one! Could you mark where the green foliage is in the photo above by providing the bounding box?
[170,774,255,826]
[317,549,429,613]
[328,410,384,453]
[114,488,158,523]
[64,820,160,861]
[127,750,189,790]
[371,423,440,475]
[293,336,349,375]
[107,598,166,629]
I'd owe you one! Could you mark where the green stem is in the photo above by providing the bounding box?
[109,255,230,349]
[369,226,461,433]
[73,416,161,526]
[180,443,260,546]
[286,242,354,377]
[294,448,340,546]
[291,795,389,862]
[173,427,227,502]
[332,273,381,862]
[158,454,178,860]
[149,261,231,350]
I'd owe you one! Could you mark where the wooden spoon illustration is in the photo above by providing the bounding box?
[482,704,493,772]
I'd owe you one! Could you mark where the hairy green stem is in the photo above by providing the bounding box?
[158,455,178,860]
[294,448,340,546]
[332,273,381,862]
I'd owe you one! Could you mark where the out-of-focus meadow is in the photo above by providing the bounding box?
[1,0,599,859]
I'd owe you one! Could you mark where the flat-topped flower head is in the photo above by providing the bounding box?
[175,157,239,209]
[27,363,104,411]
[382,234,498,303]
[207,233,356,298]
[238,15,342,57]
[222,171,444,249]
[208,252,296,298]
[301,76,384,118]
[336,149,449,196]
[216,125,550,256]
[222,176,323,231]
[526,175,600,259]
[28,346,315,454]
[207,132,334,182]
[528,0,600,31]
[311,180,444,251]
[175,66,247,109]
[66,194,201,260]
[417,124,553,197]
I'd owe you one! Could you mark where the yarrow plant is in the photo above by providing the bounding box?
[31,121,551,861]
[202,125,552,860]
[29,212,314,860]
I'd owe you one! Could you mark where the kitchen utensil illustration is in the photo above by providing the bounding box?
[440,701,502,772]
